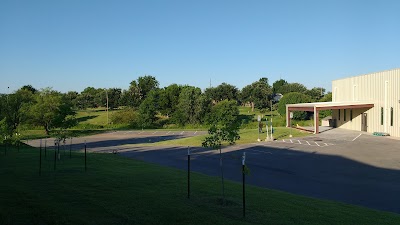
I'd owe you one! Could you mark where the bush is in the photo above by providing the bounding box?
[111,108,139,126]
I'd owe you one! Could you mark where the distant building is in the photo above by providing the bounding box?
[286,68,400,137]
[273,93,283,102]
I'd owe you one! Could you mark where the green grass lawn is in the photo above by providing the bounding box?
[149,127,310,147]
[75,107,110,124]
[0,145,399,225]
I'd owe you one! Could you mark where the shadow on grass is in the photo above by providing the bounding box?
[75,115,98,123]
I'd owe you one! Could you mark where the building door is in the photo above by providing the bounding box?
[361,113,368,132]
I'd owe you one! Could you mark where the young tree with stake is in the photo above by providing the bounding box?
[202,100,240,205]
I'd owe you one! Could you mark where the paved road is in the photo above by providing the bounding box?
[117,130,400,214]
[25,130,208,150]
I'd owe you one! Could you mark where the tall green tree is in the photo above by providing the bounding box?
[3,88,34,134]
[173,86,201,126]
[64,91,79,108]
[272,79,288,93]
[205,83,239,103]
[305,87,326,101]
[278,83,307,95]
[159,84,182,118]
[27,88,76,135]
[106,88,122,109]
[240,78,273,111]
[120,87,140,108]
[320,92,332,102]
[20,85,38,94]
[138,75,159,100]
[202,100,240,204]
[194,93,212,124]
[277,92,312,120]
[125,75,159,107]
[138,90,159,128]
[76,87,99,109]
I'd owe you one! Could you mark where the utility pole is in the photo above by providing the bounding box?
[106,89,109,125]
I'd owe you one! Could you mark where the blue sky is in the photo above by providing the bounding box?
[1,0,399,93]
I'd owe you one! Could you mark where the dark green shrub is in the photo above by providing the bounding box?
[111,108,139,126]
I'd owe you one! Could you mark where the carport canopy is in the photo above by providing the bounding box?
[286,101,374,134]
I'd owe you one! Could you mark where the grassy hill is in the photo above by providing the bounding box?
[1,146,399,225]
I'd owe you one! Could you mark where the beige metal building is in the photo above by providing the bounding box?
[286,68,400,137]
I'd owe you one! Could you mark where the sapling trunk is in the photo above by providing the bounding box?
[219,147,225,205]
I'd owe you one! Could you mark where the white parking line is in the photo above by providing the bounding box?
[124,131,132,135]
[324,143,328,146]
[315,142,320,146]
[352,134,362,141]
[306,141,311,145]
[166,131,171,135]
[138,131,144,134]
[297,140,301,144]
[290,139,293,143]
[152,131,157,134]
[194,131,198,135]
[180,131,184,135]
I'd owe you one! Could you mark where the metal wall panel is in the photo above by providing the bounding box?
[332,68,400,137]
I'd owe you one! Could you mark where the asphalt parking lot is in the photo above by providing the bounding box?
[26,130,208,150]
[26,128,400,213]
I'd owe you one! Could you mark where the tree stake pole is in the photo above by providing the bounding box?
[242,152,246,218]
[187,146,191,199]
[85,140,87,172]
[39,139,42,176]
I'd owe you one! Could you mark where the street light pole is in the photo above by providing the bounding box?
[106,89,109,126]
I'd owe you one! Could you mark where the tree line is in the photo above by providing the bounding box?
[0,76,331,140]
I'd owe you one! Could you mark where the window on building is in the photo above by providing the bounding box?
[350,110,353,122]
[344,109,346,121]
[338,109,341,120]
[381,107,384,125]
[391,107,394,126]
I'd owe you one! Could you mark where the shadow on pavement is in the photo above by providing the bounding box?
[117,144,400,214]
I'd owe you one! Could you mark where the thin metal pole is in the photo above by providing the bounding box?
[70,138,72,158]
[44,139,47,158]
[57,142,60,161]
[54,142,57,170]
[270,117,273,140]
[187,147,190,199]
[106,90,109,125]
[39,139,42,176]
[85,140,87,172]
[242,152,246,218]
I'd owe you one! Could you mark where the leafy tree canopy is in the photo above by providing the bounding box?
[205,83,239,103]
[138,89,159,128]
[240,78,273,111]
[277,83,307,95]
[277,92,312,120]
[272,79,288,93]
[27,88,76,135]
[305,87,326,101]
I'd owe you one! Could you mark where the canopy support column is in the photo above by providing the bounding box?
[314,106,319,134]
[286,106,291,127]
